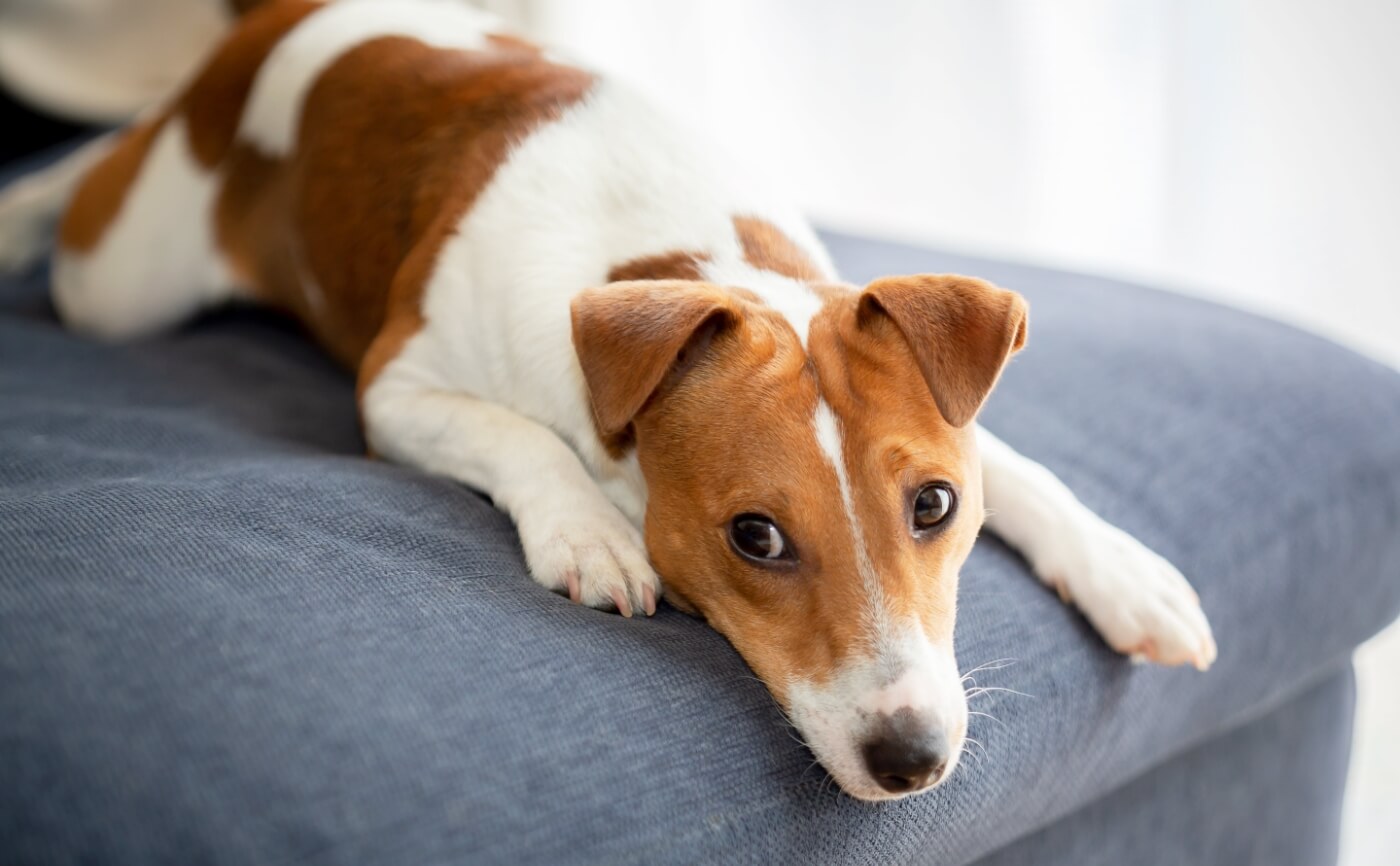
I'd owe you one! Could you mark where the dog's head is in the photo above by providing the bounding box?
[571,273,1027,800]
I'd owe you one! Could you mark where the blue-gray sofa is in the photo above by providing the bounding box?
[3,148,1399,864]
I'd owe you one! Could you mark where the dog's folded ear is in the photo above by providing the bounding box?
[858,274,1028,427]
[571,280,737,438]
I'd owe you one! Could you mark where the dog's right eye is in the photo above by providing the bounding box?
[729,514,796,564]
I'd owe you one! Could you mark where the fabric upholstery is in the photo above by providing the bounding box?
[970,667,1356,866]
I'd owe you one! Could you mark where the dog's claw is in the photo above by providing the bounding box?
[517,497,661,618]
[564,569,581,604]
[610,587,633,618]
[642,584,657,616]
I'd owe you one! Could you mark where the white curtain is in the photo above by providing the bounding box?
[517,0,1400,368]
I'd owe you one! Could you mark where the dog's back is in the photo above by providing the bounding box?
[50,1,587,365]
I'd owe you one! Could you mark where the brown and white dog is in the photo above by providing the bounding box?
[0,0,1215,801]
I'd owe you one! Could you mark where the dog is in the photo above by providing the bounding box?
[0,0,1215,801]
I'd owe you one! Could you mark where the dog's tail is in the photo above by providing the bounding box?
[0,134,114,274]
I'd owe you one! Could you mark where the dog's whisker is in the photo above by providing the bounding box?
[738,673,813,751]
[967,709,1004,727]
[959,658,1019,682]
[965,685,1033,700]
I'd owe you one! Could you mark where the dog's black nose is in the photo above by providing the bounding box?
[862,728,949,794]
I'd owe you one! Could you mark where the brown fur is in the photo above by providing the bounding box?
[573,277,1024,699]
[571,280,737,439]
[59,121,165,252]
[61,3,594,385]
[60,2,318,253]
[227,0,277,14]
[220,33,594,376]
[606,251,711,284]
[733,215,824,280]
[186,1,322,168]
[860,275,1028,427]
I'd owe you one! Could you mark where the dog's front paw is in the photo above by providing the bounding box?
[515,497,660,617]
[1036,512,1217,670]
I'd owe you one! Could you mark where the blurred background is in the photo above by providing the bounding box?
[502,0,1400,371]
[2,0,1395,861]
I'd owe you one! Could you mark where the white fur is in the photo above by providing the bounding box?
[363,346,659,614]
[977,426,1218,669]
[705,259,823,346]
[788,628,967,801]
[0,134,114,273]
[238,0,499,157]
[813,400,888,637]
[53,117,233,340]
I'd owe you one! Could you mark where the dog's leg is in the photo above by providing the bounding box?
[976,425,1217,669]
[50,115,237,341]
[0,133,115,273]
[361,344,660,617]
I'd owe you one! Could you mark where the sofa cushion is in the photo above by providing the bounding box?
[2,154,1399,865]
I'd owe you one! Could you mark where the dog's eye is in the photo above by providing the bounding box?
[912,484,955,531]
[729,514,794,563]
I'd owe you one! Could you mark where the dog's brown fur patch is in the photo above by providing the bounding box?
[606,251,711,284]
[58,120,165,253]
[733,215,825,281]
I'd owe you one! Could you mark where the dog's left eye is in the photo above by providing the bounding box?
[729,514,795,563]
[912,483,955,531]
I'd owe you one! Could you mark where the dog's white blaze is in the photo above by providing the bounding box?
[798,403,969,799]
[813,399,891,642]
[862,668,935,717]
[238,0,499,157]
[855,633,963,717]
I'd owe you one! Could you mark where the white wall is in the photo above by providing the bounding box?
[522,0,1400,368]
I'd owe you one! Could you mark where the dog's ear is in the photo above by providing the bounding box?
[571,280,738,437]
[858,274,1028,427]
